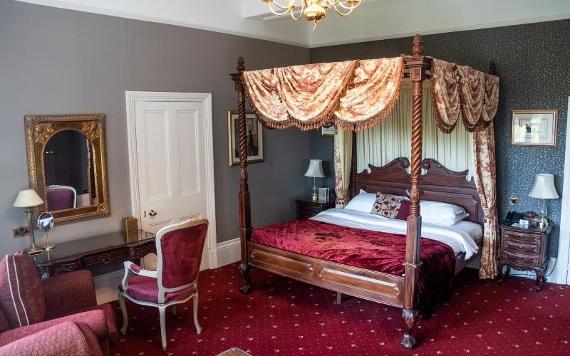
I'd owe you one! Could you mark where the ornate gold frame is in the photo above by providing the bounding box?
[25,114,110,224]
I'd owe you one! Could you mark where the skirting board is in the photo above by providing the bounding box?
[94,238,241,303]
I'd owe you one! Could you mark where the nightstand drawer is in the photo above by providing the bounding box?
[502,229,542,246]
[502,240,541,256]
[502,251,540,268]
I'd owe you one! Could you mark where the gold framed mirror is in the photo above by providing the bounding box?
[25,114,110,223]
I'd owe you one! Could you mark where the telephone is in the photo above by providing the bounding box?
[504,211,524,226]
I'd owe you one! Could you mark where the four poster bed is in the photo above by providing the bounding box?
[230,35,500,349]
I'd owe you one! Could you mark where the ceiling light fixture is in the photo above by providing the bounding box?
[263,0,362,30]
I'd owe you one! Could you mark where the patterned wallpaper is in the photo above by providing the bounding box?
[310,19,570,257]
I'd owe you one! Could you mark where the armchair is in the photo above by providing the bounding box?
[0,253,117,355]
[118,219,209,350]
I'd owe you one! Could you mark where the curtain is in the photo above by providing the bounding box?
[356,80,474,176]
[472,123,499,279]
[334,129,353,207]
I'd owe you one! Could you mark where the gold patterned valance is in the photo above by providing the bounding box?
[431,59,499,133]
[242,57,404,131]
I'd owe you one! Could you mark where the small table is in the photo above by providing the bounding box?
[32,230,156,279]
[497,224,551,291]
[295,199,335,220]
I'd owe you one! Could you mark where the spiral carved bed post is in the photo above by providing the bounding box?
[402,34,425,350]
[230,57,253,294]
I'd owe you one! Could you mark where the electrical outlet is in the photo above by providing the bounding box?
[509,196,518,205]
[12,226,30,238]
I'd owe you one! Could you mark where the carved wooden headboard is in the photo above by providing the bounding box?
[352,157,483,225]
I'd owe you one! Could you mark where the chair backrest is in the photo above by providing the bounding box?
[46,185,77,210]
[155,219,209,291]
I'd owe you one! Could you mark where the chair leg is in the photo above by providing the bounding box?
[159,306,167,351]
[193,293,202,334]
[118,292,128,335]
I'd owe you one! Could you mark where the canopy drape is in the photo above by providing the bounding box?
[242,57,499,134]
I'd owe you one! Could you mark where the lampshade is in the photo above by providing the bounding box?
[13,189,44,208]
[529,174,559,200]
[304,159,325,178]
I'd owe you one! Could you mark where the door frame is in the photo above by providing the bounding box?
[125,91,218,269]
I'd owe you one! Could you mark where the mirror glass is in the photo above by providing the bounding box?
[37,212,55,232]
[43,130,96,211]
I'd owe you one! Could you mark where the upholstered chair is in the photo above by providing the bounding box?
[118,219,209,350]
[46,185,76,210]
[0,253,118,355]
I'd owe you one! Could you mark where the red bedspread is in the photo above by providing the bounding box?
[252,219,455,316]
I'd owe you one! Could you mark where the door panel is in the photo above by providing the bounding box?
[133,100,210,269]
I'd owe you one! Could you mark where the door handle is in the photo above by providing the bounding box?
[147,210,158,217]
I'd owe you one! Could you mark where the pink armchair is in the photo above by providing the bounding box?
[0,253,117,355]
[0,321,103,356]
[118,219,209,350]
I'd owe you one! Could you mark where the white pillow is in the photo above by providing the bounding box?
[344,192,377,213]
[420,200,469,226]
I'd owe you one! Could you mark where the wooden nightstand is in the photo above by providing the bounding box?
[497,224,551,291]
[295,199,335,220]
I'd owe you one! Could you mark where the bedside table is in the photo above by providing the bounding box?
[295,199,335,220]
[497,224,551,291]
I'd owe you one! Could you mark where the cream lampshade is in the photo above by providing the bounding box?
[13,189,44,208]
[528,174,559,230]
[305,159,325,202]
[13,189,45,255]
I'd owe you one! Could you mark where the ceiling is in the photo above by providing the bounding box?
[16,0,570,48]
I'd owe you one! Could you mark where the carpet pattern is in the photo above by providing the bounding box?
[114,263,570,355]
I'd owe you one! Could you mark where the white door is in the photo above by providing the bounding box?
[127,93,216,270]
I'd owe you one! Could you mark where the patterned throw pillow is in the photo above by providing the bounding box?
[371,193,410,220]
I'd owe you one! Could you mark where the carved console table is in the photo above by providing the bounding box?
[32,230,155,279]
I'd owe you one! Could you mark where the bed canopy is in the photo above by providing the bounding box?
[230,34,500,349]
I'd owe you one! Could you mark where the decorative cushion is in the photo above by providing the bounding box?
[120,275,196,304]
[0,254,46,328]
[371,193,410,220]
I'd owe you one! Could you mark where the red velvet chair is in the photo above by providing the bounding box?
[0,253,118,355]
[118,219,209,350]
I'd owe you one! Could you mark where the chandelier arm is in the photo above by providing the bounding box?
[290,1,304,21]
[326,0,342,6]
[334,4,356,16]
[268,1,295,16]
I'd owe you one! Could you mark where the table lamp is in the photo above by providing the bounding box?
[305,159,325,202]
[13,189,45,255]
[528,173,559,230]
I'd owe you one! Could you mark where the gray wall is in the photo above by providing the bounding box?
[311,20,570,257]
[0,0,311,254]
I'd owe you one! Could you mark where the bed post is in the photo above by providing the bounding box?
[230,57,253,294]
[401,34,425,350]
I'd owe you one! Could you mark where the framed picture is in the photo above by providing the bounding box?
[228,111,264,166]
[321,125,337,136]
[511,110,558,147]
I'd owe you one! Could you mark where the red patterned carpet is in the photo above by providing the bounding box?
[113,263,570,356]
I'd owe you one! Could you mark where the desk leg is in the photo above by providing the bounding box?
[535,269,545,292]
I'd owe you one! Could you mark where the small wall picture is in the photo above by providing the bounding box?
[321,125,337,136]
[228,111,264,166]
[511,110,557,147]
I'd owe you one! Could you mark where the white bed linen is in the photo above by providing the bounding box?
[311,208,481,260]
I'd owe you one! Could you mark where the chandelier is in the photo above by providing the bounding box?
[264,0,362,30]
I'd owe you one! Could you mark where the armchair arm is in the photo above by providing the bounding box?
[121,261,157,292]
[0,321,102,356]
[42,270,97,319]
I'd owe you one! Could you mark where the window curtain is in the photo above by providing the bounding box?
[356,80,474,176]
[334,129,352,207]
[472,123,499,279]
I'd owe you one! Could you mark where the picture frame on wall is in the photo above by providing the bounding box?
[321,125,337,136]
[511,109,558,147]
[228,110,264,166]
